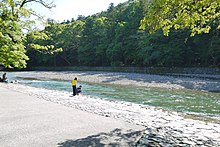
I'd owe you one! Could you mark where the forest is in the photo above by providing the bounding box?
[1,0,220,68]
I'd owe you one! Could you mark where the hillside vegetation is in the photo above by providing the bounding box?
[1,0,219,68]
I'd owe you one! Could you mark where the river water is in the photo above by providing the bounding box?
[4,72,220,119]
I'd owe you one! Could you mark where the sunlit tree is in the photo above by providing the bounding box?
[0,0,56,68]
[140,0,220,36]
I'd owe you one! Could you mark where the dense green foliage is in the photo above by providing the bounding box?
[140,0,220,36]
[0,0,60,68]
[27,0,220,67]
[0,0,29,68]
[1,0,219,68]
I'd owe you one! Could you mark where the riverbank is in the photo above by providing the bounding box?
[14,71,220,92]
[27,66,220,75]
[1,70,220,146]
[0,86,144,146]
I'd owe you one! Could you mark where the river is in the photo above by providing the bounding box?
[4,71,220,120]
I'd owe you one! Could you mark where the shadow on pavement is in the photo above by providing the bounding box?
[57,128,143,147]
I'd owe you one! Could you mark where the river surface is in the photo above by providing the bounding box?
[4,72,220,119]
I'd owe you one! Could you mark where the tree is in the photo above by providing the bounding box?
[54,20,84,66]
[77,16,109,66]
[26,22,63,67]
[24,0,220,68]
[0,0,55,68]
[140,0,220,36]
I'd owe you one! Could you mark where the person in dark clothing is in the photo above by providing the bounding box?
[3,73,7,81]
[76,85,82,95]
[0,73,7,82]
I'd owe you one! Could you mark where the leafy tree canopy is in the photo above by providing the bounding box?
[0,0,57,68]
[140,0,220,36]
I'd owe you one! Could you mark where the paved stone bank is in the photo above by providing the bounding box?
[1,83,220,146]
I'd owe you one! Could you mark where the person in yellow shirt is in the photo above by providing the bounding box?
[72,77,77,96]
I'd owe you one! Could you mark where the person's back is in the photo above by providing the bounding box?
[71,78,77,86]
[2,73,7,82]
[72,77,77,96]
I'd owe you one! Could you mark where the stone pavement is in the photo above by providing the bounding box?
[0,87,144,147]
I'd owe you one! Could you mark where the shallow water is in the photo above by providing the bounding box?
[3,72,220,119]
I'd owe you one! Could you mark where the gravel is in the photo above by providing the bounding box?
[1,71,220,146]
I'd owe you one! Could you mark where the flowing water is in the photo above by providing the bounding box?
[3,72,220,119]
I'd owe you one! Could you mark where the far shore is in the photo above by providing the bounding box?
[10,70,220,92]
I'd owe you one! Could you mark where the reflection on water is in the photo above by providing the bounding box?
[3,72,220,119]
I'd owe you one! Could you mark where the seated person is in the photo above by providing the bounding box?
[0,73,7,82]
[76,85,82,95]
[2,73,7,81]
